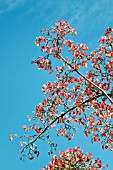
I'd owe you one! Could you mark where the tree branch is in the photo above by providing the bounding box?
[59,54,113,103]
[20,93,104,155]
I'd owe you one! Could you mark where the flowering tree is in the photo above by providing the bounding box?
[10,20,113,169]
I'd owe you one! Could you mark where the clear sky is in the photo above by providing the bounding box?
[0,0,113,169]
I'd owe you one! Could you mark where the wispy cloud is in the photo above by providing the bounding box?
[27,0,113,27]
[0,0,26,14]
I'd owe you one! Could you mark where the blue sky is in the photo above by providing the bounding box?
[0,0,113,169]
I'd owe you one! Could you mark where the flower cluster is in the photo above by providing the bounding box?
[32,57,53,74]
[41,146,108,170]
